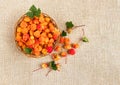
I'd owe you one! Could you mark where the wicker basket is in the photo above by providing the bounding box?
[15,13,60,58]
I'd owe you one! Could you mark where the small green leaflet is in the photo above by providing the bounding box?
[61,30,67,36]
[24,47,32,54]
[49,61,57,70]
[29,5,37,12]
[34,8,41,16]
[26,5,41,18]
[26,12,34,18]
[66,21,74,29]
[82,36,89,42]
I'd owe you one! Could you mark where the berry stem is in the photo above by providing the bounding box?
[76,28,85,43]
[65,57,67,64]
[72,25,85,30]
[82,28,85,36]
[46,69,52,76]
[32,67,42,72]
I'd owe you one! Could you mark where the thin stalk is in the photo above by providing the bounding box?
[46,69,52,76]
[72,25,85,30]
[32,67,41,72]
[65,57,67,64]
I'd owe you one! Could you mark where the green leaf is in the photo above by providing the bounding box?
[29,5,37,12]
[82,36,89,42]
[34,8,41,17]
[24,47,32,54]
[66,21,74,28]
[26,11,34,18]
[49,61,57,70]
[26,5,41,18]
[61,30,67,36]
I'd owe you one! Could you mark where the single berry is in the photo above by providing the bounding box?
[68,49,75,55]
[37,24,41,30]
[46,46,53,53]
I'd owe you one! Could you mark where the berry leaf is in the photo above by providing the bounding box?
[61,30,67,36]
[24,47,32,54]
[66,21,74,29]
[82,36,89,42]
[26,5,41,18]
[26,11,34,18]
[49,61,57,70]
[29,5,37,12]
[34,8,41,17]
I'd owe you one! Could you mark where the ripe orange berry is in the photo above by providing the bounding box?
[39,36,44,42]
[49,27,55,32]
[21,28,28,34]
[52,53,61,61]
[34,45,42,52]
[34,51,40,56]
[48,33,52,38]
[33,19,39,24]
[22,34,29,41]
[18,41,23,47]
[60,37,65,43]
[24,16,31,22]
[41,63,48,68]
[30,36,34,40]
[72,43,79,48]
[44,37,49,44]
[53,34,59,40]
[47,43,53,47]
[56,63,61,71]
[55,45,61,51]
[16,35,22,41]
[45,17,50,22]
[64,38,70,44]
[42,49,47,55]
[17,27,22,33]
[30,24,36,31]
[34,30,41,38]
[34,16,39,19]
[16,32,21,36]
[21,45,26,49]
[26,39,35,46]
[29,30,34,35]
[27,25,31,31]
[38,45,42,51]
[60,52,67,57]
[39,17,45,23]
[41,32,46,37]
[42,22,48,26]
[29,20,33,25]
[64,44,71,50]
[49,38,54,43]
[45,28,50,33]
[35,39,40,45]
[20,21,28,28]
[49,23,54,28]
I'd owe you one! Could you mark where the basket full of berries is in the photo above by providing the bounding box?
[15,5,60,57]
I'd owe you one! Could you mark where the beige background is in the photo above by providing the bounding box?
[0,0,120,85]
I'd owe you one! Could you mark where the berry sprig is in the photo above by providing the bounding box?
[33,61,60,76]
[66,21,85,34]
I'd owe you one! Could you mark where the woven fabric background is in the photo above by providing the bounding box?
[0,0,120,85]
